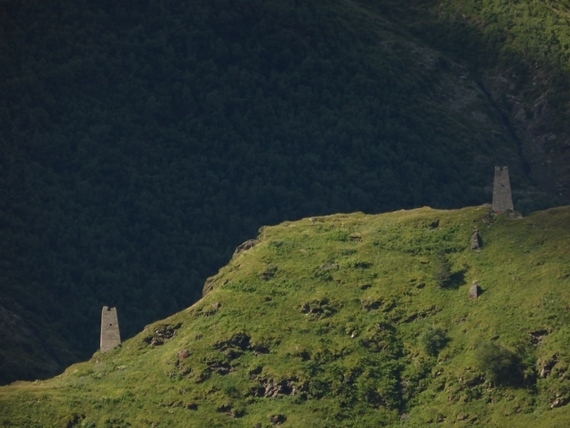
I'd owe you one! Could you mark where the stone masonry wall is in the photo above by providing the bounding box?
[492,166,514,212]
[100,306,121,352]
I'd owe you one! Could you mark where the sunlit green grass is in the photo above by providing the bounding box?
[1,205,569,427]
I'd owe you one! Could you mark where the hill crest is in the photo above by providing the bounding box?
[1,204,570,427]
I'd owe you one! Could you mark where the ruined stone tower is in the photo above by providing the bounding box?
[492,166,514,212]
[100,306,121,352]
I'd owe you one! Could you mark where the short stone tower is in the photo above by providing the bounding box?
[492,166,514,212]
[100,306,121,352]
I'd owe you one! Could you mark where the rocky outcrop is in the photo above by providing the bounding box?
[143,323,182,347]
[233,239,259,256]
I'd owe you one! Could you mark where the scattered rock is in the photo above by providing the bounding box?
[202,276,216,295]
[404,305,440,322]
[143,323,182,347]
[216,404,232,413]
[260,266,277,280]
[351,261,372,269]
[318,262,339,271]
[251,343,270,355]
[249,376,304,398]
[295,349,310,361]
[233,239,258,255]
[464,375,484,387]
[194,371,210,383]
[177,350,190,362]
[529,328,550,345]
[350,233,362,242]
[207,360,231,375]
[199,302,222,317]
[361,298,383,311]
[269,414,287,425]
[538,354,557,378]
[65,413,85,427]
[300,298,337,318]
[214,333,251,351]
[150,337,164,347]
[217,404,244,418]
[248,366,263,377]
[507,210,523,219]
[550,394,568,408]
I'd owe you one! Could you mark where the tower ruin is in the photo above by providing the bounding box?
[492,166,514,212]
[100,306,121,352]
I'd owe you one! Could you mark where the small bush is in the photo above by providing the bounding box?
[433,252,451,287]
[419,326,448,356]
[474,342,522,385]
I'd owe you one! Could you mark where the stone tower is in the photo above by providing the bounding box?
[492,166,514,212]
[100,306,121,352]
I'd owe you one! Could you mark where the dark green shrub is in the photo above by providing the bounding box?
[474,342,522,385]
[419,326,448,356]
[433,252,451,287]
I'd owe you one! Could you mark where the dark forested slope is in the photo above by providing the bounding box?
[0,0,568,383]
[389,0,570,199]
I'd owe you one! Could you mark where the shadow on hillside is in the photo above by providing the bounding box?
[446,269,466,289]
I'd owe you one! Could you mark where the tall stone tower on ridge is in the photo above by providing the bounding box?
[492,166,514,212]
[100,306,121,352]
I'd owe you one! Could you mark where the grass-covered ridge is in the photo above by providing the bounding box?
[1,205,570,427]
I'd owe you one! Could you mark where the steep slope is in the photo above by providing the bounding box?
[0,302,76,385]
[1,205,569,427]
[379,0,570,200]
[1,0,547,383]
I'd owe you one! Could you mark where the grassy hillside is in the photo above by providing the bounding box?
[1,205,569,427]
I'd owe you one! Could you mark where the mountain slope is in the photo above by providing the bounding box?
[0,0,542,383]
[1,205,569,427]
[385,0,570,200]
[2,0,570,383]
